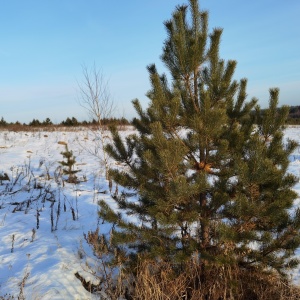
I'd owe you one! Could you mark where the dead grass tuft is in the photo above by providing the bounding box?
[76,253,300,300]
[129,260,300,300]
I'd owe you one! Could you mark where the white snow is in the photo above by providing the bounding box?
[0,126,300,298]
[0,129,124,299]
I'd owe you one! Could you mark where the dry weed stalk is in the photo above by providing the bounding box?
[17,270,30,300]
[11,234,15,253]
[31,228,36,242]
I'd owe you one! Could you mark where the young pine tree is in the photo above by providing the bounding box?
[99,0,300,283]
[59,144,80,183]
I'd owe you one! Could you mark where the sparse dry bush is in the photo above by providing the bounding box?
[78,227,129,299]
[78,65,115,180]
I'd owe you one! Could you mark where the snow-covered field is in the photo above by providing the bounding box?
[0,128,136,300]
[0,126,300,299]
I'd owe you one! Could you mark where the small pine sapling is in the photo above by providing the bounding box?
[59,144,81,183]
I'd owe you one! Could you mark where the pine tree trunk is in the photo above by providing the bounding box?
[200,192,209,250]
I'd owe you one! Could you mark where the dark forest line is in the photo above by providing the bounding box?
[0,116,131,129]
[2,105,300,129]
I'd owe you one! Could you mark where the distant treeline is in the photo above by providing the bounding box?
[256,105,300,125]
[0,116,131,128]
[286,106,300,124]
[1,106,300,128]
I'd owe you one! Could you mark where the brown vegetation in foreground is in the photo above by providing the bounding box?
[75,256,300,300]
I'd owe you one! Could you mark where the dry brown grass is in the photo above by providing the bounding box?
[76,254,300,300]
[126,260,300,300]
[82,229,300,299]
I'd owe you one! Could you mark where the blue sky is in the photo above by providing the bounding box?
[0,0,299,123]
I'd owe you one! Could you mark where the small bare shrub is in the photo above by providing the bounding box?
[76,227,129,299]
[78,65,115,180]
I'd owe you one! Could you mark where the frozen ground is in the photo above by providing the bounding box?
[0,126,300,299]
